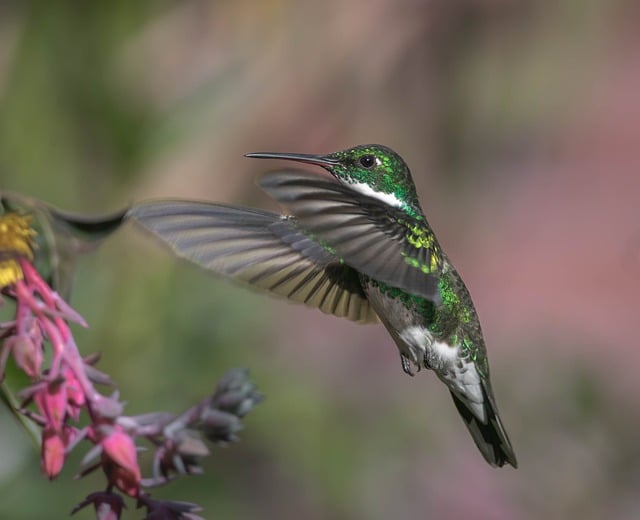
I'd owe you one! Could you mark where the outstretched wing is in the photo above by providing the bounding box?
[128,201,378,323]
[259,170,442,302]
[1,192,127,299]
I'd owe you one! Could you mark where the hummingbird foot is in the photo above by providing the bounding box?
[400,353,415,376]
[422,351,434,371]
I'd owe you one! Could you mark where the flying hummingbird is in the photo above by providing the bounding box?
[128,144,517,468]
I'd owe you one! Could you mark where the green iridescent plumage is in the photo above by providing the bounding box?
[128,143,517,468]
[325,145,421,214]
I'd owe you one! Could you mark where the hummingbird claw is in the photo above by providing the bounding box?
[400,353,414,376]
[423,351,433,371]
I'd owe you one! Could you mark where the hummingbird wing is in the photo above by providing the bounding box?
[128,201,379,323]
[1,192,127,299]
[259,170,441,302]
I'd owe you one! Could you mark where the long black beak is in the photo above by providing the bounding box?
[245,152,338,167]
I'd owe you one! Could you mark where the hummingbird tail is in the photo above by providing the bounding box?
[449,385,518,468]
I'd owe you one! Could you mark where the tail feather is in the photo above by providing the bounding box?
[450,384,518,468]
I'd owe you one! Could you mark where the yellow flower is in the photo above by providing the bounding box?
[0,213,37,287]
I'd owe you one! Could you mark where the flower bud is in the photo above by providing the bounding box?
[101,428,141,497]
[7,334,42,378]
[41,427,65,479]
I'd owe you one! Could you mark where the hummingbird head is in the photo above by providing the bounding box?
[246,144,420,212]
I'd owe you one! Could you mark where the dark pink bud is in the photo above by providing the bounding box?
[41,425,76,480]
[101,429,141,497]
[63,367,84,406]
[34,380,68,432]
[41,427,65,479]
[62,367,85,420]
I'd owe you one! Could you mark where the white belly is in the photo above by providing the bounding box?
[398,325,486,421]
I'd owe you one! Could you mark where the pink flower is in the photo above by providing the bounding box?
[0,204,263,517]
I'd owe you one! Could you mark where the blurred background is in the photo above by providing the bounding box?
[1,0,639,518]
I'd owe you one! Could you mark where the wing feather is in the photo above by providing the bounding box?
[128,201,378,323]
[259,170,442,301]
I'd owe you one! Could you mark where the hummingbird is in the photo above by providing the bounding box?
[128,144,517,468]
[0,192,127,299]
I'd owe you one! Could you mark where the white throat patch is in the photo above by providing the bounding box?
[349,182,405,209]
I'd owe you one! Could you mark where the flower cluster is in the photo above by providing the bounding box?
[0,209,263,518]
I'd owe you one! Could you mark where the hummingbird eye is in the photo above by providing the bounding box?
[359,155,376,169]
